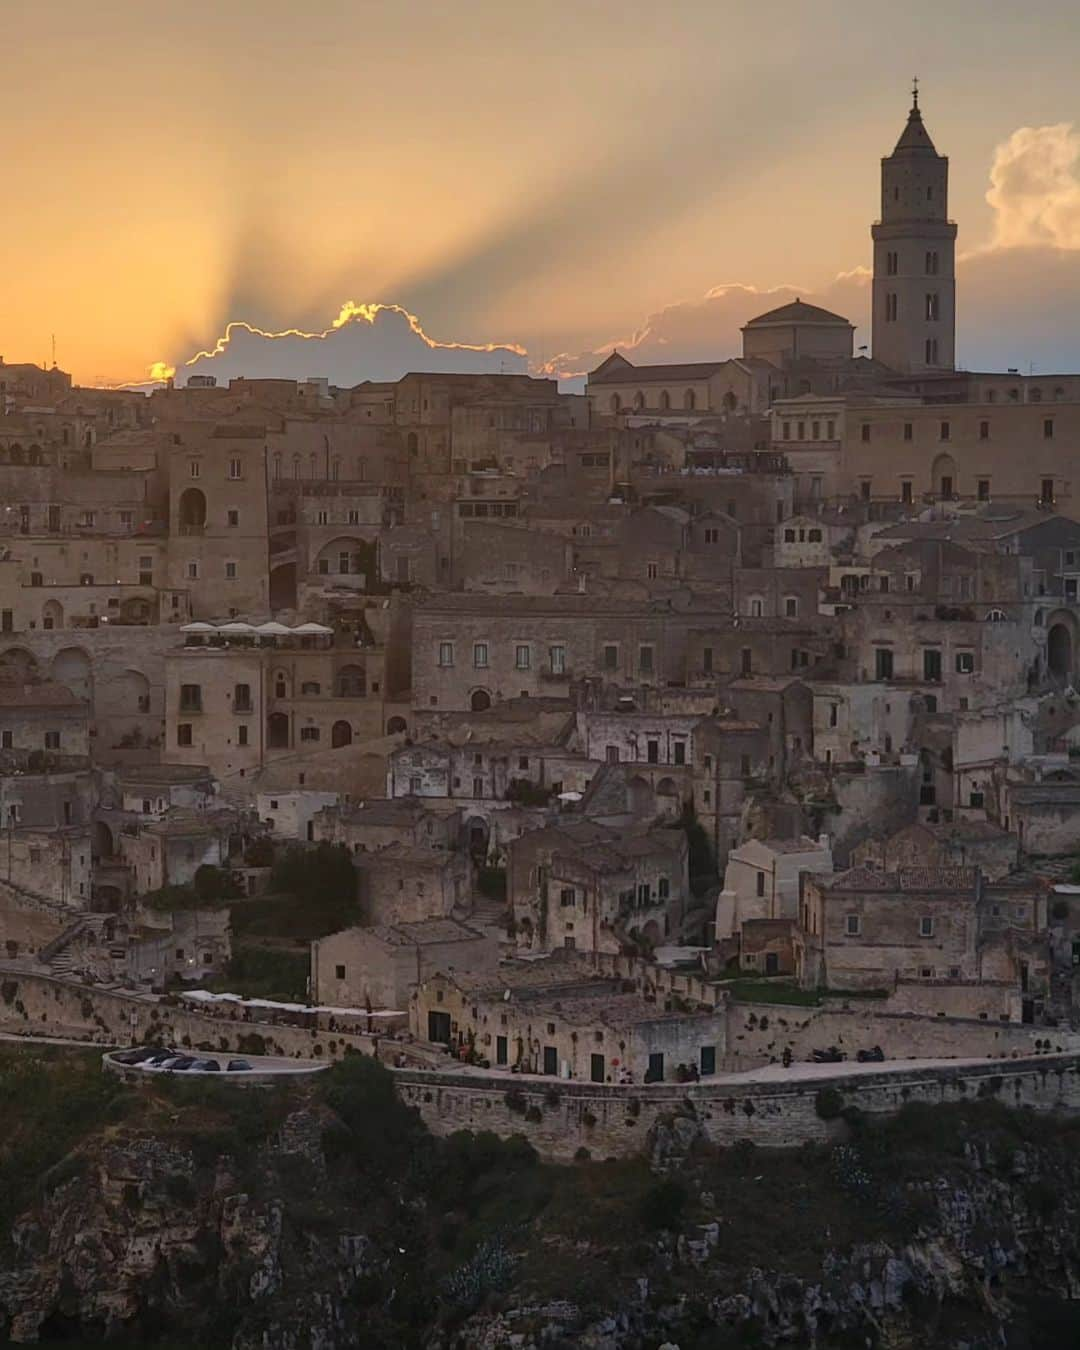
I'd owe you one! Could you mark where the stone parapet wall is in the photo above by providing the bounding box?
[394,1053,1080,1161]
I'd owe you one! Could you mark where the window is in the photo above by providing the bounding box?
[923,648,942,682]
[228,457,242,480]
[797,421,805,439]
[300,726,320,742]
[886,250,898,275]
[782,421,791,440]
[926,338,939,365]
[811,420,820,440]
[925,293,939,321]
[1044,419,1055,440]
[233,682,252,712]
[560,887,575,907]
[177,723,193,747]
[784,528,796,543]
[740,753,751,776]
[473,642,489,669]
[704,527,719,544]
[901,480,913,503]
[903,421,913,442]
[237,725,248,746]
[861,480,871,501]
[515,644,530,670]
[845,914,861,936]
[875,648,894,680]
[189,460,200,478]
[939,420,951,442]
[919,916,935,938]
[186,561,199,580]
[673,741,686,765]
[646,561,659,580]
[955,652,974,674]
[784,596,798,618]
[179,683,201,712]
[225,561,238,579]
[1041,478,1054,505]
[647,739,659,763]
[926,250,939,275]
[755,871,765,897]
[638,645,654,675]
[438,641,454,667]
[885,293,898,322]
[549,644,566,675]
[603,643,618,670]
[860,423,871,443]
[44,731,60,750]
[976,478,990,503]
[703,646,713,673]
[808,528,822,543]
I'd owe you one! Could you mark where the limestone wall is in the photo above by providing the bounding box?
[395,1053,1080,1161]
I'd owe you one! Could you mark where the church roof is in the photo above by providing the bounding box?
[588,359,727,385]
[892,99,939,155]
[743,300,852,329]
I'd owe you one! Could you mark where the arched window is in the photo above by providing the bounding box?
[273,453,282,479]
[684,390,695,410]
[1034,609,1045,627]
[633,391,645,411]
[331,457,340,481]
[985,609,1007,623]
[386,715,407,735]
[610,394,621,413]
[722,392,737,412]
[292,454,301,479]
[750,597,764,618]
[659,391,671,411]
[331,720,353,748]
[308,452,317,478]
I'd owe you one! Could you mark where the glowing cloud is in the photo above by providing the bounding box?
[983,123,1080,251]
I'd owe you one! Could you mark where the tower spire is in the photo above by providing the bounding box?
[911,76,919,111]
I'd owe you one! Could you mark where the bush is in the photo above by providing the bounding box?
[815,1087,844,1121]
[268,843,358,932]
[194,865,243,903]
[244,837,276,868]
[638,1178,688,1232]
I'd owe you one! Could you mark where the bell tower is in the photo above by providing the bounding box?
[871,82,957,373]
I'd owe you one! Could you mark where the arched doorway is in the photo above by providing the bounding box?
[314,536,376,586]
[1048,622,1073,682]
[178,488,207,532]
[42,599,64,631]
[269,562,297,611]
[386,716,407,734]
[464,816,489,860]
[931,453,957,499]
[470,688,492,712]
[0,649,39,682]
[331,720,353,748]
[94,820,115,860]
[337,664,366,697]
[267,712,290,749]
[655,776,680,816]
[628,776,654,816]
[51,647,93,702]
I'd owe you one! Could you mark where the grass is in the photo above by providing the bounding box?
[722,979,823,1006]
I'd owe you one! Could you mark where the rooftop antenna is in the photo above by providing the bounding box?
[50,334,56,370]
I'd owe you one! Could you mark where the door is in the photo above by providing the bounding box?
[700,1045,716,1077]
[646,1052,664,1083]
[543,1045,558,1076]
[496,1035,508,1066]
[765,951,779,976]
[590,1053,605,1083]
[427,1010,451,1045]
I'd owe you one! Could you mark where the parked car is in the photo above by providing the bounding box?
[191,1059,221,1072]
[856,1046,885,1063]
[113,1047,159,1065]
[811,1046,846,1063]
[166,1056,198,1071]
[226,1059,253,1072]
[144,1049,179,1067]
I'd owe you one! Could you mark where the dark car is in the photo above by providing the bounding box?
[811,1046,846,1063]
[113,1047,159,1065]
[191,1059,221,1072]
[164,1056,197,1071]
[226,1059,253,1072]
[144,1049,178,1066]
[856,1046,885,1063]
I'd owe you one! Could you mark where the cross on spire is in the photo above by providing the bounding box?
[911,76,919,110]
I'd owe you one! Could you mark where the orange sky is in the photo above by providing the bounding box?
[5,1,1080,384]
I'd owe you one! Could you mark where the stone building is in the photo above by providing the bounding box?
[357,844,473,926]
[413,953,728,1082]
[508,818,689,955]
[311,917,494,1011]
[715,835,834,941]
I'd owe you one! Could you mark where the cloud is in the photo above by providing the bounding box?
[168,302,527,387]
[984,123,1080,250]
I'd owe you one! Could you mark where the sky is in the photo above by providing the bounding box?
[5,0,1080,388]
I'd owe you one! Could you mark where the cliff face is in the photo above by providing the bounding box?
[3,1048,1080,1349]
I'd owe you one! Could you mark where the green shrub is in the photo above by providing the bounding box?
[815,1087,844,1121]
[638,1178,688,1231]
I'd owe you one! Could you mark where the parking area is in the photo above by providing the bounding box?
[103,1047,330,1082]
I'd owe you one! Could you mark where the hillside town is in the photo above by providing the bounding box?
[5,93,1080,1117]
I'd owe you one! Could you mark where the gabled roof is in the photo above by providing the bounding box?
[744,300,852,329]
[588,359,727,386]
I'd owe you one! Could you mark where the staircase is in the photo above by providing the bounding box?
[37,914,118,981]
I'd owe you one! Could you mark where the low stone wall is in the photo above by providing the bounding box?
[0,965,442,1067]
[395,1053,1080,1161]
[722,1001,1075,1069]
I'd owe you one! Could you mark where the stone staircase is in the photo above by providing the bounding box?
[37,914,120,981]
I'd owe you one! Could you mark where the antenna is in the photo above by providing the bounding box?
[51,334,56,369]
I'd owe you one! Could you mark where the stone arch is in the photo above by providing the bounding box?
[659,391,671,411]
[51,647,93,702]
[684,389,696,411]
[722,392,737,413]
[656,775,679,799]
[386,715,407,734]
[41,599,64,631]
[94,820,115,860]
[119,595,153,625]
[269,562,297,611]
[931,452,957,498]
[267,712,290,749]
[115,668,151,714]
[1047,613,1076,683]
[470,688,492,712]
[336,664,366,697]
[633,391,645,411]
[178,487,206,531]
[331,720,353,748]
[314,535,376,583]
[0,648,39,681]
